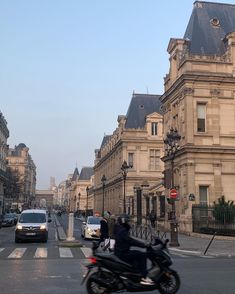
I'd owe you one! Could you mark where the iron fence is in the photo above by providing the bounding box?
[130,223,168,241]
[192,204,235,236]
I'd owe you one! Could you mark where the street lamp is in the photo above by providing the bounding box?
[86,186,89,219]
[78,192,81,211]
[101,175,106,217]
[164,127,181,247]
[121,160,131,214]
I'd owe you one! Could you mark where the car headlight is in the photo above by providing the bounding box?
[16,224,23,230]
[40,224,46,230]
[87,227,92,232]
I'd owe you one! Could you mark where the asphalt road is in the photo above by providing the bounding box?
[1,214,235,294]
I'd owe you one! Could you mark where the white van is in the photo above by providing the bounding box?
[15,209,51,243]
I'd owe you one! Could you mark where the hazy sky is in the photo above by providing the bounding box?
[1,0,234,189]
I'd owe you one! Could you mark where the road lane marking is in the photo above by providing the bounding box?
[59,247,73,258]
[34,248,47,258]
[0,248,4,253]
[8,248,27,259]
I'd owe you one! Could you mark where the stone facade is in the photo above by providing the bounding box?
[93,93,164,221]
[6,143,36,210]
[35,189,54,209]
[69,167,94,215]
[161,1,235,232]
[0,112,9,215]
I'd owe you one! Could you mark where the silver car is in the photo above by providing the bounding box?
[81,216,101,239]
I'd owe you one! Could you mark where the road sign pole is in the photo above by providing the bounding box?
[169,188,180,247]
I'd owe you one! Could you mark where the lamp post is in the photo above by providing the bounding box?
[101,175,106,217]
[86,186,89,219]
[78,192,81,215]
[121,160,131,214]
[164,128,181,247]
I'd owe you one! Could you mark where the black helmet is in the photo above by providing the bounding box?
[117,214,130,225]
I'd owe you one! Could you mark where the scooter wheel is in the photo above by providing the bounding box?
[86,272,111,294]
[158,270,180,294]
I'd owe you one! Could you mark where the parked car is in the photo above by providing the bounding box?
[7,212,18,225]
[81,216,102,239]
[15,209,52,243]
[2,213,15,227]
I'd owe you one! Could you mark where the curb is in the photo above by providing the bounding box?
[169,247,235,257]
[169,247,201,256]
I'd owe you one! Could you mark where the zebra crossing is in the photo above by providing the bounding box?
[0,246,214,260]
[0,246,89,260]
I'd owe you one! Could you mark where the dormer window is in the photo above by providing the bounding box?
[151,122,158,136]
[210,18,220,27]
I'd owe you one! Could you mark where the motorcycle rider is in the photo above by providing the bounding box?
[114,214,154,285]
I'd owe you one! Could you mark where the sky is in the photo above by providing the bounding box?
[1,0,235,189]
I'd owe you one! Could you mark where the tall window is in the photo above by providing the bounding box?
[197,103,206,132]
[149,149,160,170]
[199,186,208,205]
[151,122,158,135]
[128,153,134,168]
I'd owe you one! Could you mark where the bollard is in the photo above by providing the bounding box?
[67,212,75,241]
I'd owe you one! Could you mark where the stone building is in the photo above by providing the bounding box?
[6,143,36,210]
[93,93,164,222]
[35,189,54,210]
[69,167,94,215]
[161,1,235,232]
[0,112,9,215]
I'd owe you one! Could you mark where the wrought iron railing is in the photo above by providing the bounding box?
[192,204,235,236]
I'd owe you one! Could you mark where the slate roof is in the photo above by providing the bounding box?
[79,166,94,180]
[100,135,111,149]
[184,1,235,55]
[71,167,79,181]
[125,93,161,129]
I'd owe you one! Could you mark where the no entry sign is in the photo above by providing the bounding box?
[169,188,178,199]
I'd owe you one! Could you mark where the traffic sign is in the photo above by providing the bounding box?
[169,188,178,199]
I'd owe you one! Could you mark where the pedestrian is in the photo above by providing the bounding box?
[149,210,157,228]
[99,211,110,245]
[114,214,153,285]
[107,214,117,251]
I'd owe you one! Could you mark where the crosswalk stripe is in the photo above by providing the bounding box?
[8,248,27,259]
[59,247,73,258]
[0,248,4,253]
[34,248,48,258]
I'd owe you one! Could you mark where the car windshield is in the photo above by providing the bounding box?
[87,217,101,225]
[19,213,46,223]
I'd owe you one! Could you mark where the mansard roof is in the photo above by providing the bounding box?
[79,166,94,180]
[100,135,111,149]
[184,1,235,55]
[125,93,161,129]
[71,167,79,181]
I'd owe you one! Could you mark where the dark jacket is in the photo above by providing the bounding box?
[114,223,146,257]
[149,211,156,221]
[100,218,109,241]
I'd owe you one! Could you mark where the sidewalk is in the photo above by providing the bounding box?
[168,232,235,257]
[54,214,235,257]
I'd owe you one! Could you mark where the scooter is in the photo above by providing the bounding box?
[82,237,180,294]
